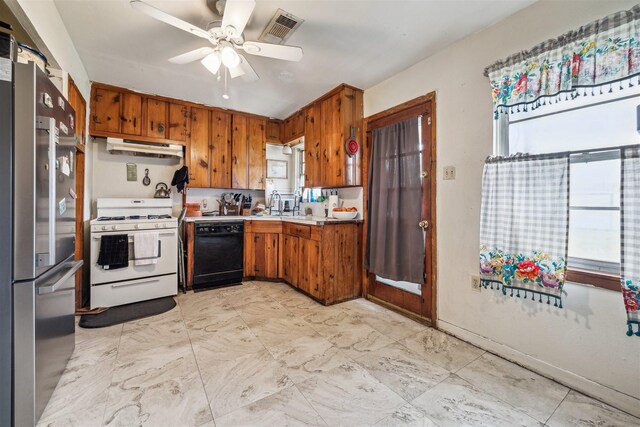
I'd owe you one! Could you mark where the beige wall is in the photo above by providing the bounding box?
[364,0,640,417]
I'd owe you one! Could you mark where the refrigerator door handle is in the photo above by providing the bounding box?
[37,260,83,295]
[36,116,57,266]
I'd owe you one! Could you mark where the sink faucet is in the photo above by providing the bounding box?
[269,190,282,216]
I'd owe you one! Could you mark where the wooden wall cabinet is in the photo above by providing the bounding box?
[91,87,120,134]
[281,85,364,188]
[231,113,266,190]
[187,107,211,188]
[188,108,232,189]
[169,103,189,142]
[282,110,304,143]
[144,98,168,139]
[304,102,322,188]
[120,93,142,136]
[266,119,283,144]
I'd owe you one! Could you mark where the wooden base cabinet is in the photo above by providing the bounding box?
[281,222,362,305]
[244,220,282,280]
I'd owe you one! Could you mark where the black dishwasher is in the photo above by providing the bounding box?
[193,221,244,290]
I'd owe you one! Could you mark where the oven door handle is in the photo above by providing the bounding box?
[111,278,160,288]
[92,232,176,241]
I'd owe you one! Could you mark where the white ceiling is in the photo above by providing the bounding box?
[53,0,535,119]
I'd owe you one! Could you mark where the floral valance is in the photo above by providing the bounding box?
[485,5,640,116]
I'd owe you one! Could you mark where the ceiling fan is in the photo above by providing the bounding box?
[130,0,303,98]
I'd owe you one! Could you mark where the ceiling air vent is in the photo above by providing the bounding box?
[258,9,303,45]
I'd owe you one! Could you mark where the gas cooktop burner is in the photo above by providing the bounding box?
[96,216,125,221]
[148,214,172,220]
[95,215,173,221]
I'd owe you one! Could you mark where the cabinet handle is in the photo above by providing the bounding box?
[150,120,154,131]
[234,156,238,165]
[133,117,137,128]
[158,123,165,133]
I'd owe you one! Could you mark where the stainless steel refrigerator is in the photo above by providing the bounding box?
[2,46,82,426]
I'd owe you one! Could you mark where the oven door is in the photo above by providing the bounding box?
[90,229,177,285]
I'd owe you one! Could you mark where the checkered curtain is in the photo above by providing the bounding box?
[479,154,570,307]
[621,147,640,336]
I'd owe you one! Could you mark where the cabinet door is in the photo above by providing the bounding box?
[211,111,231,188]
[91,88,120,133]
[252,233,266,277]
[248,117,266,190]
[298,238,310,294]
[266,119,281,144]
[120,93,142,136]
[231,114,248,189]
[321,92,343,187]
[306,239,322,300]
[168,103,189,142]
[293,110,305,137]
[145,98,168,139]
[305,102,322,187]
[333,224,359,302]
[244,232,256,277]
[264,233,279,279]
[282,235,298,286]
[282,117,292,142]
[188,107,211,188]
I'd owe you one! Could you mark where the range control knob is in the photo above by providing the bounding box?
[101,226,107,231]
[155,224,160,228]
[163,223,168,228]
[111,225,117,230]
[134,224,139,229]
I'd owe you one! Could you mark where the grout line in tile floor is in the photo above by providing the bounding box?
[100,324,124,427]
[176,300,217,427]
[544,388,570,426]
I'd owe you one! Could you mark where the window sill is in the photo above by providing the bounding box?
[566,269,620,291]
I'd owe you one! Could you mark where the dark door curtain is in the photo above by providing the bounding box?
[366,117,425,284]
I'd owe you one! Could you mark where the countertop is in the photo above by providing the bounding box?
[183,215,363,225]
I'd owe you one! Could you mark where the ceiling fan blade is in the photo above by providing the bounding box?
[241,41,303,62]
[221,0,255,37]
[169,47,215,64]
[229,55,259,82]
[130,0,211,40]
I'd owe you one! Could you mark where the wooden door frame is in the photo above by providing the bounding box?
[362,92,437,326]
[69,76,87,310]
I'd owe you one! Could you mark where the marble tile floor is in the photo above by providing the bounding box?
[39,281,639,427]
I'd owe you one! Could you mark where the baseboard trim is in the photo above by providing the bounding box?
[438,320,640,418]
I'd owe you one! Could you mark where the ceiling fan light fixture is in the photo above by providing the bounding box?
[201,52,221,74]
[221,45,240,68]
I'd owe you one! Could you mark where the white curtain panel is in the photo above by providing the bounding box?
[621,147,640,336]
[480,154,570,306]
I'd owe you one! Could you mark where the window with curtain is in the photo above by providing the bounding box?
[483,4,640,335]
[495,87,640,285]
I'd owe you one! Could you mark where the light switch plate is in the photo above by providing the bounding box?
[443,166,456,180]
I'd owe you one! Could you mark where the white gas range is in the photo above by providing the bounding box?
[89,198,178,309]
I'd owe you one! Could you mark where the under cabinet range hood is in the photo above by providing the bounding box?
[106,138,184,159]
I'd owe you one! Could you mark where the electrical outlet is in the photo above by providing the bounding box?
[443,166,456,180]
[471,275,481,292]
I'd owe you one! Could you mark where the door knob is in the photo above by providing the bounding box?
[421,171,428,178]
[419,220,429,229]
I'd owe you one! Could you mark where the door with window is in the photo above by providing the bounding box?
[364,96,436,320]
[497,87,640,290]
